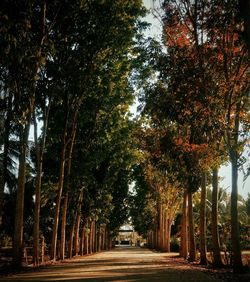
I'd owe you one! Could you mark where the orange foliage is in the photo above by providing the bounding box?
[173,137,208,153]
[165,20,191,48]
[173,136,218,171]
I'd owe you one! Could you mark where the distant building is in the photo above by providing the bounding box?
[115,224,146,246]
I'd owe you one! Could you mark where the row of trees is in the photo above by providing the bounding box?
[130,0,250,274]
[0,0,147,269]
[1,0,249,275]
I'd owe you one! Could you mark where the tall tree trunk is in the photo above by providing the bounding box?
[74,188,83,256]
[32,2,48,266]
[33,115,42,266]
[93,220,97,253]
[101,225,105,250]
[80,223,85,255]
[50,108,77,260]
[89,220,93,254]
[50,140,67,261]
[230,149,243,273]
[211,168,223,267]
[159,202,163,251]
[156,227,159,250]
[33,97,50,265]
[68,216,75,259]
[229,102,244,273]
[60,194,68,260]
[60,123,77,259]
[13,121,31,268]
[74,210,81,256]
[92,220,95,253]
[187,190,196,262]
[163,208,171,252]
[68,190,83,258]
[13,57,43,267]
[180,190,188,259]
[80,230,84,256]
[166,218,172,252]
[199,172,207,265]
[97,224,101,252]
[162,208,167,251]
[105,226,109,250]
[86,221,90,254]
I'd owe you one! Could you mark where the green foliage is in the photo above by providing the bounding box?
[1,0,148,251]
[193,185,250,251]
[129,165,158,236]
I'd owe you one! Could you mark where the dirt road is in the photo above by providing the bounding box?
[0,247,224,281]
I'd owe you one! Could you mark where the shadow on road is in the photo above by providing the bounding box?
[0,247,224,282]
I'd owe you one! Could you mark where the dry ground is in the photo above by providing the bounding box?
[0,247,249,282]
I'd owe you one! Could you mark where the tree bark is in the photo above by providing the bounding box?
[89,220,93,254]
[80,224,85,256]
[159,202,163,251]
[105,226,109,250]
[84,221,89,255]
[32,2,48,266]
[68,216,75,259]
[230,149,243,273]
[211,168,223,267]
[13,122,31,268]
[33,97,50,265]
[187,190,196,261]
[199,172,207,265]
[33,114,43,266]
[229,101,244,273]
[50,108,77,260]
[97,224,101,252]
[167,218,172,252]
[60,194,68,260]
[74,188,83,256]
[74,210,81,256]
[180,190,188,259]
[93,220,97,253]
[162,208,167,251]
[86,222,90,254]
[62,122,78,258]
[101,225,105,250]
[50,140,67,261]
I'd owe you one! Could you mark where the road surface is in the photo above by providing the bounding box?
[0,247,224,281]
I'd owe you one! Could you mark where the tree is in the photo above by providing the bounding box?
[207,2,249,272]
[199,173,207,265]
[44,0,147,260]
[1,0,51,267]
[210,168,224,266]
[154,0,249,270]
[1,0,147,265]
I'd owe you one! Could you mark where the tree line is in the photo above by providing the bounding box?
[0,0,147,269]
[130,0,250,274]
[0,0,250,275]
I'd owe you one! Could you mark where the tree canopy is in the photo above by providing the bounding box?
[0,0,249,274]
